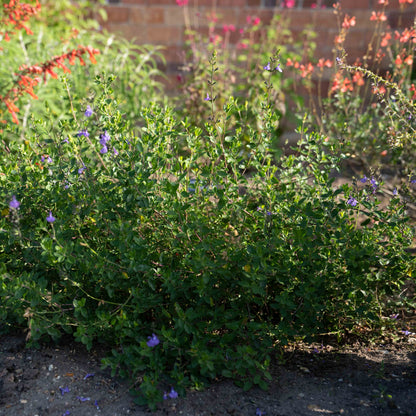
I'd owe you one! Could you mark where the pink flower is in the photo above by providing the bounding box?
[283,0,295,8]
[252,16,261,25]
[176,0,188,6]
[222,24,236,34]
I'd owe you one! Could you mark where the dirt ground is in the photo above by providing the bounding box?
[1,329,415,416]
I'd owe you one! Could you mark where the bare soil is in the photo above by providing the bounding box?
[1,330,415,416]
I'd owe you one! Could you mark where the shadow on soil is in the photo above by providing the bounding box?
[0,330,415,416]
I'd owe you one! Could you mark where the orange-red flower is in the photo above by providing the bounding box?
[352,71,365,86]
[370,11,387,22]
[342,15,356,30]
[380,32,391,47]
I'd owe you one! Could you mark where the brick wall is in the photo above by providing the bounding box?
[99,0,416,88]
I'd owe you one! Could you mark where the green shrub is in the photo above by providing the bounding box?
[1,0,415,410]
[0,70,414,408]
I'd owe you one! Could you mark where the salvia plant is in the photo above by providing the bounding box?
[288,0,416,174]
[0,0,415,410]
[0,0,166,141]
[174,1,317,153]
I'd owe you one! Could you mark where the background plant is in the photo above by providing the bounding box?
[0,0,415,411]
[174,3,316,156]
[0,0,166,141]
[288,1,416,176]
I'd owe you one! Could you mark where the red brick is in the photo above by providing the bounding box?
[374,0,416,10]
[121,0,148,4]
[107,23,147,43]
[284,9,320,27]
[163,44,186,64]
[213,7,241,26]
[147,26,183,45]
[129,7,144,24]
[147,7,165,23]
[247,0,261,6]
[130,7,165,24]
[163,6,188,25]
[340,0,371,10]
[216,0,246,6]
[387,10,416,29]
[105,6,130,23]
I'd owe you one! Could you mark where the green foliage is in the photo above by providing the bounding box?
[0,0,165,139]
[175,11,314,149]
[0,0,415,410]
[0,70,414,408]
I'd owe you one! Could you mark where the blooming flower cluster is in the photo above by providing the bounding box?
[0,0,41,40]
[99,130,111,154]
[263,62,283,73]
[77,129,89,138]
[347,197,358,207]
[146,333,160,347]
[9,195,20,209]
[163,387,179,400]
[46,211,56,223]
[84,105,93,117]
[2,45,100,124]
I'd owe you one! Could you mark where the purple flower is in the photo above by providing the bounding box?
[62,411,70,416]
[100,145,108,154]
[264,62,282,72]
[78,165,86,175]
[83,373,94,380]
[256,206,262,212]
[94,399,99,409]
[84,105,93,117]
[390,313,399,320]
[9,195,20,209]
[62,137,69,144]
[266,211,272,216]
[99,131,110,145]
[46,211,56,223]
[46,156,52,163]
[402,330,411,336]
[146,333,160,347]
[76,396,91,402]
[256,408,266,416]
[59,386,70,396]
[360,176,368,183]
[163,392,169,400]
[370,177,377,193]
[393,187,398,196]
[41,155,45,162]
[204,93,212,101]
[113,147,119,156]
[347,197,357,207]
[168,387,178,399]
[77,129,89,138]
